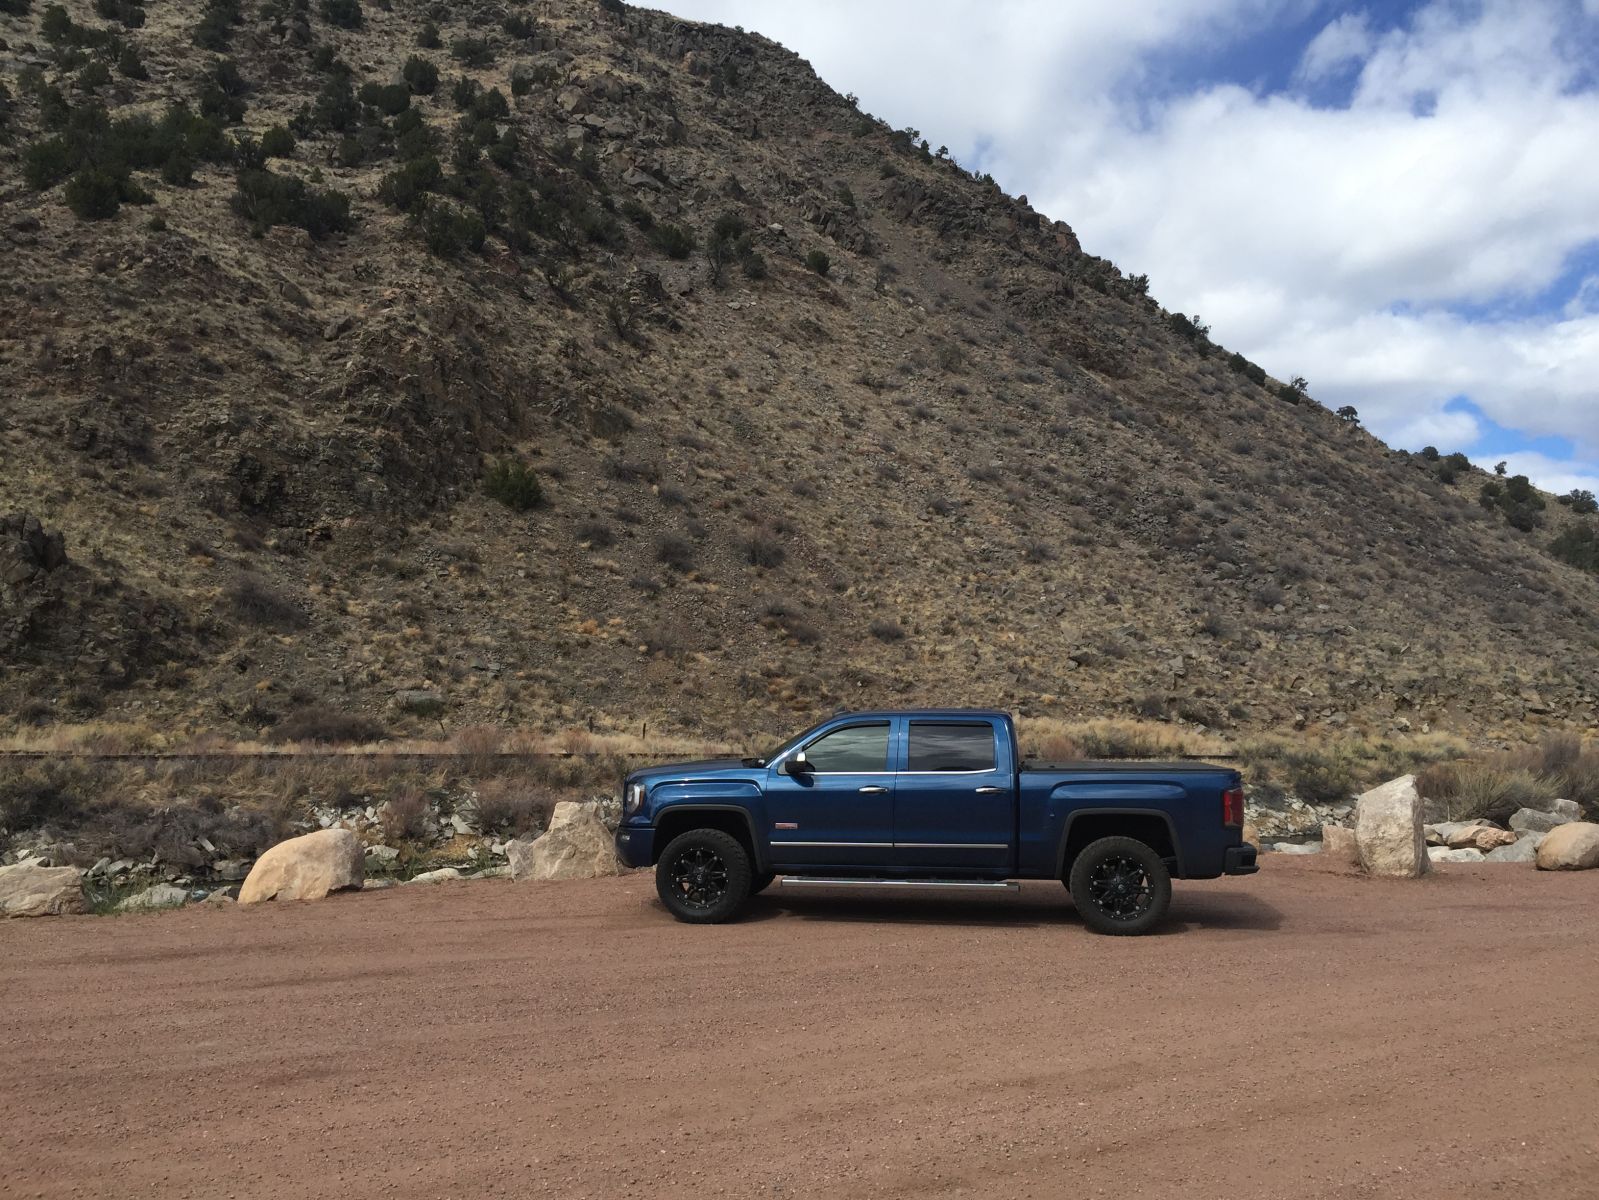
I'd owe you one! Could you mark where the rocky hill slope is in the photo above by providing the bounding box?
[2,0,1597,746]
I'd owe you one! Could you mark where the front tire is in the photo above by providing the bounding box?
[655,828,752,924]
[1068,836,1171,936]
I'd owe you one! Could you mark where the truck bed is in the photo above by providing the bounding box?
[1021,760,1234,773]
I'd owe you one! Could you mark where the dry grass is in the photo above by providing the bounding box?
[1415,733,1599,821]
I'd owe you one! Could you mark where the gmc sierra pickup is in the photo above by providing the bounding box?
[615,709,1256,935]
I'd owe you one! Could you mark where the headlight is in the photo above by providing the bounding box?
[623,781,645,817]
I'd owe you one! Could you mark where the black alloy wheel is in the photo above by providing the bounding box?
[1068,835,1172,936]
[655,828,753,923]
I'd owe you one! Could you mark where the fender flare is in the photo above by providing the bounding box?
[1055,808,1185,878]
[652,803,768,872]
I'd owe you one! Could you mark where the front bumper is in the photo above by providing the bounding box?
[1223,843,1259,875]
[614,825,655,869]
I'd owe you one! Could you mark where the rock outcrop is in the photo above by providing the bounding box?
[238,829,364,903]
[1534,823,1599,871]
[507,801,623,882]
[0,863,86,917]
[1354,775,1429,878]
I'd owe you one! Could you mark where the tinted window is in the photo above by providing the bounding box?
[804,724,890,773]
[907,723,996,772]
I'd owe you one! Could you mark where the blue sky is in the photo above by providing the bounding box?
[661,0,1599,497]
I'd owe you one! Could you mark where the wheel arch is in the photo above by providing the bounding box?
[1056,809,1182,879]
[652,804,765,872]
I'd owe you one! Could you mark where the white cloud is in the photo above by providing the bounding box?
[1296,11,1374,83]
[658,0,1599,489]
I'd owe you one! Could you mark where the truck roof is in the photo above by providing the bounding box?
[829,709,1012,720]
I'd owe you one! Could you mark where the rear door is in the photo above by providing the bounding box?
[764,720,896,870]
[892,720,1014,872]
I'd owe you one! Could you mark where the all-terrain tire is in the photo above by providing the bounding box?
[1067,835,1172,936]
[749,872,776,896]
[655,828,753,924]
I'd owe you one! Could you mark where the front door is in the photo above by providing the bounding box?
[765,721,896,869]
[892,720,1014,871]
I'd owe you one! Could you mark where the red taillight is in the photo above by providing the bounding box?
[1222,785,1245,828]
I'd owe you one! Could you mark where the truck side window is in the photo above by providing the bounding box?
[906,723,996,772]
[804,723,890,773]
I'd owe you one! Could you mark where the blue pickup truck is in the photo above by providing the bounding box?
[615,709,1255,934]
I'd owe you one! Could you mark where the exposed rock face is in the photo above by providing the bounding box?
[0,512,68,590]
[507,801,623,882]
[1321,825,1360,868]
[1355,775,1429,878]
[238,829,364,903]
[1509,801,1582,835]
[1534,823,1599,872]
[0,863,86,917]
[117,884,190,912]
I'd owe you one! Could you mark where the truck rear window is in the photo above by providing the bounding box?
[906,723,996,772]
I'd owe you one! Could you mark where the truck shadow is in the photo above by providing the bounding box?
[742,885,1282,933]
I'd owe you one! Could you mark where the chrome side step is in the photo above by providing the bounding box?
[777,877,1019,892]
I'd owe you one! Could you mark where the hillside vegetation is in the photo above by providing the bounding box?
[3,0,1598,751]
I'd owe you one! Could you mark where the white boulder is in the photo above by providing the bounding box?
[1535,822,1599,871]
[1485,834,1542,863]
[406,867,462,885]
[116,884,190,912]
[1427,846,1485,864]
[507,801,624,882]
[0,863,86,917]
[239,829,364,904]
[1355,775,1429,878]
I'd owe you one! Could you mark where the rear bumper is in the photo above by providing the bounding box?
[615,825,655,869]
[1223,844,1259,875]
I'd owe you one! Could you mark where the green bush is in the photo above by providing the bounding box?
[64,166,125,219]
[483,458,543,510]
[194,0,240,50]
[418,21,441,48]
[377,154,440,211]
[358,81,410,115]
[320,0,362,29]
[309,76,358,131]
[233,167,353,239]
[116,44,148,79]
[450,36,494,66]
[416,197,485,257]
[1550,521,1599,573]
[78,59,112,91]
[649,223,695,259]
[1479,474,1545,531]
[1560,488,1598,514]
[805,248,830,276]
[0,0,33,15]
[94,0,145,26]
[260,124,295,158]
[402,55,439,94]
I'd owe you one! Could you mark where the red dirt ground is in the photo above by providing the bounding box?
[3,858,1597,1199]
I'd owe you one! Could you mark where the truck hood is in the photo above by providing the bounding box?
[625,759,764,787]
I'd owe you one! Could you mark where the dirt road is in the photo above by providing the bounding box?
[3,859,1597,1199]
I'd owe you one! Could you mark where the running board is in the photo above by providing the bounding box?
[777,877,1019,892]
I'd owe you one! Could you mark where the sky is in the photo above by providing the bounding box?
[655,0,1599,496]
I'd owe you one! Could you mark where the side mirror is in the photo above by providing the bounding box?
[785,751,812,776]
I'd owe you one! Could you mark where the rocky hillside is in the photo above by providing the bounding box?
[2,0,1598,746]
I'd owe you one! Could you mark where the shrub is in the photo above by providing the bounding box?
[1021,538,1056,564]
[1550,521,1599,573]
[377,154,440,211]
[503,11,537,39]
[117,44,148,79]
[0,0,33,15]
[655,535,696,573]
[416,197,486,257]
[1479,474,1545,531]
[473,780,551,837]
[225,571,307,629]
[483,459,543,510]
[232,167,353,239]
[310,76,359,130]
[868,618,905,642]
[1560,488,1598,514]
[260,124,295,158]
[575,519,614,547]
[78,59,112,91]
[320,0,362,29]
[805,249,831,275]
[649,223,695,259]
[742,530,786,568]
[450,35,494,66]
[358,81,411,115]
[63,166,125,219]
[417,19,440,48]
[402,55,439,94]
[272,706,387,745]
[379,787,429,841]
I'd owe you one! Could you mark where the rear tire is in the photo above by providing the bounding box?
[655,828,752,924]
[1068,836,1171,936]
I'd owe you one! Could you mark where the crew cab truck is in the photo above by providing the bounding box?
[616,709,1256,935]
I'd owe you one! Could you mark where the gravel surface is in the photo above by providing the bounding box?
[3,859,1597,1199]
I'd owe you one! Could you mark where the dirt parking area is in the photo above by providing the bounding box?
[2,859,1597,1199]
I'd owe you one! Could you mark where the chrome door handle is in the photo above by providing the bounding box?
[858,785,890,795]
[975,786,1006,795]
